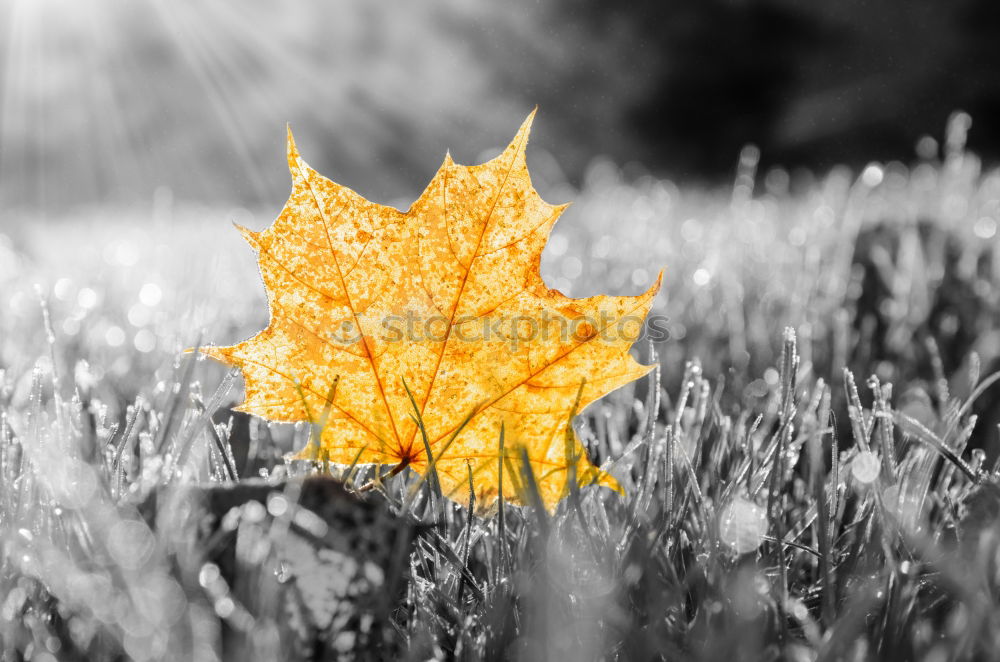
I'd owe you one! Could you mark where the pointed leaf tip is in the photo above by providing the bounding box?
[512,109,537,151]
[286,124,303,173]
[492,109,537,168]
[198,345,234,366]
[651,268,665,294]
[523,106,538,130]
[233,223,260,249]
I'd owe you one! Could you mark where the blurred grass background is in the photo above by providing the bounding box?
[3,112,998,451]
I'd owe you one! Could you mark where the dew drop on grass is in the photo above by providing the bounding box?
[974,217,997,239]
[199,563,221,589]
[719,497,768,554]
[267,494,289,517]
[214,597,235,619]
[851,450,880,484]
[861,163,884,187]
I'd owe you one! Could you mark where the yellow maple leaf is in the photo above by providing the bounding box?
[203,111,660,510]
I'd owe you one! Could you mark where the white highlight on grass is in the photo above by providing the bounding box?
[74,361,97,391]
[719,497,768,554]
[139,282,162,306]
[851,450,880,484]
[861,164,884,187]
[882,483,925,533]
[692,268,711,286]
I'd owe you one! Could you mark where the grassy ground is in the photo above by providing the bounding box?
[3,116,1000,660]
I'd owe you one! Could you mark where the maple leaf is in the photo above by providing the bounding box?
[203,112,661,510]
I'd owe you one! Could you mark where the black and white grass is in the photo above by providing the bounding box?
[3,114,1000,661]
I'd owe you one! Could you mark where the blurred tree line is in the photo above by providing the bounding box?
[0,0,997,213]
[483,0,1000,179]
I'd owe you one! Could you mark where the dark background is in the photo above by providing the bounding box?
[1,0,997,214]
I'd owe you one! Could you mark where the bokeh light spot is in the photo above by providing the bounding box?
[133,329,157,353]
[77,287,99,309]
[139,283,162,306]
[105,326,126,347]
[719,498,768,554]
